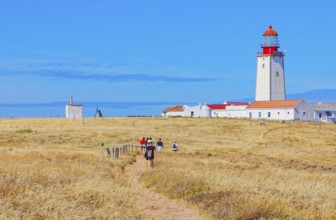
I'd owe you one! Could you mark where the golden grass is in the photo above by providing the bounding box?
[0,118,144,219]
[138,118,336,219]
[1,117,336,219]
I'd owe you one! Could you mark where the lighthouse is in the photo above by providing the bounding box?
[255,25,286,101]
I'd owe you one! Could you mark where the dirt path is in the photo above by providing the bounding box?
[125,156,203,220]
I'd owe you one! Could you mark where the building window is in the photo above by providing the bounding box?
[276,71,279,77]
[258,112,262,118]
[268,112,271,118]
[191,111,194,117]
[319,112,322,118]
[249,112,252,119]
[278,112,280,115]
[326,111,332,116]
[288,112,290,114]
[262,64,265,68]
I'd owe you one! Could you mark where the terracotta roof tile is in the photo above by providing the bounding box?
[247,100,303,109]
[162,105,184,113]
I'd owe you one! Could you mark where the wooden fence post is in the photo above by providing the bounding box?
[107,147,111,159]
[102,144,144,160]
[115,147,119,159]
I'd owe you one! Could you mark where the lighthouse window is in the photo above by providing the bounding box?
[262,64,265,68]
[276,71,279,77]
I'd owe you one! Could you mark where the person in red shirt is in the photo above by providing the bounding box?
[140,137,146,153]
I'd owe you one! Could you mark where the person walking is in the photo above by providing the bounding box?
[140,137,146,153]
[172,141,179,152]
[156,138,164,152]
[145,140,155,169]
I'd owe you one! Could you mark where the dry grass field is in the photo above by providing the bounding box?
[0,117,336,219]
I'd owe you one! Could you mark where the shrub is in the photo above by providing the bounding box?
[15,129,33,133]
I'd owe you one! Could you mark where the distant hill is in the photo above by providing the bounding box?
[287,89,336,103]
[235,89,336,103]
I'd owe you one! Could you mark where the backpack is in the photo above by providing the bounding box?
[173,144,177,151]
[146,148,154,160]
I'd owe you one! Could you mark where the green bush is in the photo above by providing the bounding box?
[16,129,33,134]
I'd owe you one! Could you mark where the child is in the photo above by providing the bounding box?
[172,142,179,151]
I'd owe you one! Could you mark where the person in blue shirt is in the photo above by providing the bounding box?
[156,138,164,152]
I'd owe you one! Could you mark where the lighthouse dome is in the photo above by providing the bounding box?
[263,25,278,36]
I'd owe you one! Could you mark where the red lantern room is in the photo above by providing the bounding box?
[262,25,279,55]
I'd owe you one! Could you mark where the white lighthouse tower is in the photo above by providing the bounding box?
[255,25,286,101]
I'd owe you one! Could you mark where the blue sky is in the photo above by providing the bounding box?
[0,0,335,106]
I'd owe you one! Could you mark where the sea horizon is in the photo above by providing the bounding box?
[0,101,194,118]
[1,89,336,118]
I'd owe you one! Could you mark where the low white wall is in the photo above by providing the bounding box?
[247,108,295,120]
[162,110,185,117]
[212,105,248,118]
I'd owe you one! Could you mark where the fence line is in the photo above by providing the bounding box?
[101,144,140,160]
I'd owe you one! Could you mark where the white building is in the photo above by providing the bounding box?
[162,104,211,118]
[208,102,249,118]
[312,103,336,123]
[162,102,249,118]
[65,96,83,119]
[162,105,185,117]
[184,104,211,118]
[246,100,313,121]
